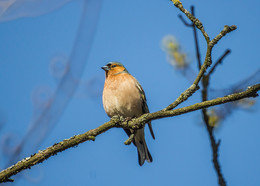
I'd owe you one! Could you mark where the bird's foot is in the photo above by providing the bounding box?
[111,115,123,122]
[124,117,132,122]
[123,117,135,145]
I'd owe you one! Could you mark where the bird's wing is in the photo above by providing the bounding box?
[135,81,155,139]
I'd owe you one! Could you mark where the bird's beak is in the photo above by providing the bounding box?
[101,65,110,71]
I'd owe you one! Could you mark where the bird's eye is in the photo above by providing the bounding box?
[111,64,117,68]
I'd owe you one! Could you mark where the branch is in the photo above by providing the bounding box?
[178,6,201,70]
[202,108,226,186]
[190,6,202,70]
[165,2,237,111]
[201,75,226,185]
[163,84,199,111]
[177,6,227,183]
[208,49,231,75]
[124,133,135,145]
[194,25,236,85]
[178,14,193,27]
[0,84,259,183]
[172,0,210,43]
[172,2,237,185]
[177,6,232,184]
[201,50,231,186]
[209,25,237,48]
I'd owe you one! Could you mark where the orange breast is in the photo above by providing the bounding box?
[102,74,143,118]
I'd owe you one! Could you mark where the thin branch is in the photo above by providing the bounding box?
[193,25,236,86]
[190,6,202,70]
[209,25,237,48]
[202,73,227,185]
[201,50,231,186]
[124,133,135,145]
[178,6,202,70]
[178,15,193,27]
[208,49,231,75]
[0,84,259,183]
[177,6,230,183]
[163,84,199,111]
[201,75,226,186]
[177,5,226,183]
[203,107,226,186]
[165,4,236,111]
[172,2,236,185]
[172,0,210,43]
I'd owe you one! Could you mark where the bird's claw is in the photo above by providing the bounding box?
[124,117,132,122]
[111,115,122,122]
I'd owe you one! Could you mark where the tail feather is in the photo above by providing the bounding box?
[137,144,152,166]
[135,129,152,166]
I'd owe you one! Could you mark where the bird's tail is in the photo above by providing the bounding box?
[134,128,152,166]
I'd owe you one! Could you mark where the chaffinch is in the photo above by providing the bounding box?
[102,62,155,166]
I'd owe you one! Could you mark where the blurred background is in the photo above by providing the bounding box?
[0,0,259,185]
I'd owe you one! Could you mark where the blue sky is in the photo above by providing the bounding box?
[0,0,259,186]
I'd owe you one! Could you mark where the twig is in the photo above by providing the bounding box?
[202,69,226,185]
[178,15,193,27]
[163,84,199,111]
[201,49,232,186]
[0,84,259,183]
[178,6,202,70]
[172,0,210,43]
[201,90,227,186]
[201,50,231,186]
[208,49,231,75]
[178,8,225,183]
[209,25,237,48]
[193,25,236,86]
[124,134,135,145]
[172,1,236,185]
[165,3,236,111]
[190,6,202,70]
[202,101,227,186]
[203,110,226,186]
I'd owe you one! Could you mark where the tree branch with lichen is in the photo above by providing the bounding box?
[0,84,259,183]
[175,2,234,185]
[164,1,236,112]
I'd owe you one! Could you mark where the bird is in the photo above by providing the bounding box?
[101,62,155,166]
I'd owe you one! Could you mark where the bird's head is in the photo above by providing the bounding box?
[101,62,128,78]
